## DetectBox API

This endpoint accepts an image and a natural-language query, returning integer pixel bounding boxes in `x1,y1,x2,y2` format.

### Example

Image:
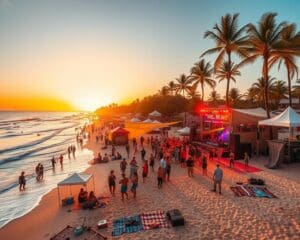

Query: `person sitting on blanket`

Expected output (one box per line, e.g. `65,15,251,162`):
78,188,88,203
85,191,99,209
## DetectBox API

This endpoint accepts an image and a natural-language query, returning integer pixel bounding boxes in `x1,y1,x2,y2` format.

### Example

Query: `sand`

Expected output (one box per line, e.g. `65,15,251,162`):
0,130,299,240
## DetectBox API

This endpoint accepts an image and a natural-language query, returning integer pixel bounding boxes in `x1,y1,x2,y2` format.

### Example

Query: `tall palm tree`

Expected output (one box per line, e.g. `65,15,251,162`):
240,13,287,118
207,89,221,107
271,80,288,107
187,81,201,100
269,23,300,106
165,81,176,96
190,59,216,103
202,13,249,106
215,61,241,105
175,74,193,98
248,76,276,107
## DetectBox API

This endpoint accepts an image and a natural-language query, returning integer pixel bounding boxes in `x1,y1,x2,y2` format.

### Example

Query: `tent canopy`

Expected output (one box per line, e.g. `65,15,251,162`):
178,127,190,135
258,107,300,127
110,126,129,134
233,108,269,118
130,117,141,122
149,110,162,117
152,120,161,123
143,119,153,123
58,173,92,186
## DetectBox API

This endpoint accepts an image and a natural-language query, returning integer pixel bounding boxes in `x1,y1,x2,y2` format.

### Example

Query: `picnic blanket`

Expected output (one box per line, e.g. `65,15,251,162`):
230,185,277,198
141,210,169,230
112,214,143,236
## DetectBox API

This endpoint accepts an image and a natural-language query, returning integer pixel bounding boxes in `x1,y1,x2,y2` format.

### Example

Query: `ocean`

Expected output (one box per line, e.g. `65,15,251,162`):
0,111,94,228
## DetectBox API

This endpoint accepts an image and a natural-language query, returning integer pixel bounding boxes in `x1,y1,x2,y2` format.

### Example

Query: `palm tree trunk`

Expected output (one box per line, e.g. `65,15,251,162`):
263,57,270,118
226,52,232,106
201,83,204,103
287,68,292,107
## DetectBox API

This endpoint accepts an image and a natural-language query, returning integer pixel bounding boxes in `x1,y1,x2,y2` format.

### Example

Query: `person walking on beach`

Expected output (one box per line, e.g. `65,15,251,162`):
186,156,194,177
160,157,167,181
213,164,223,194
157,166,164,189
35,163,41,181
120,158,127,174
19,171,26,191
51,156,56,170
149,153,155,172
129,157,138,178
108,170,116,195
131,172,138,198
72,145,76,159
119,174,129,201
229,151,235,168
142,160,148,183
125,143,130,158
39,164,44,180
59,154,64,168
202,155,207,176
166,156,171,181
141,147,146,161
244,152,250,171
67,146,71,159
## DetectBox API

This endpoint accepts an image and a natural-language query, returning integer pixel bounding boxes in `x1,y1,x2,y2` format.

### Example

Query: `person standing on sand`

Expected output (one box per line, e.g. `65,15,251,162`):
119,174,129,201
131,172,138,198
157,166,164,189
186,156,194,177
141,147,146,161
166,156,171,181
39,164,44,180
129,157,138,178
59,154,64,168
125,143,130,158
51,156,56,170
142,160,149,182
244,152,250,171
120,158,127,174
160,157,166,181
72,145,76,159
19,171,26,191
67,146,71,159
108,170,116,195
202,155,207,176
213,164,223,194
149,153,155,172
35,163,41,181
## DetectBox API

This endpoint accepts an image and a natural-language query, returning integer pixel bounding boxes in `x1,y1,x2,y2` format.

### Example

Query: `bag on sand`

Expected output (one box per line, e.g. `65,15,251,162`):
166,209,185,227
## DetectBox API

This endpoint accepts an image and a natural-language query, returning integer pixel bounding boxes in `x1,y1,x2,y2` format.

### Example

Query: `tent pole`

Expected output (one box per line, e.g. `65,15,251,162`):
93,176,95,193
58,187,60,206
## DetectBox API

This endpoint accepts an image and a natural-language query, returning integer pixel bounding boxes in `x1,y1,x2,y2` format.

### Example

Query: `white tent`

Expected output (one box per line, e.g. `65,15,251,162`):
258,107,300,127
177,127,190,136
152,120,161,123
143,118,153,123
57,173,95,205
233,108,271,118
130,117,141,122
149,110,162,117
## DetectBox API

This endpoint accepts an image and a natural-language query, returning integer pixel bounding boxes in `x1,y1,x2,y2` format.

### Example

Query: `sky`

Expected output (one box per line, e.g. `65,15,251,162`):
0,0,299,111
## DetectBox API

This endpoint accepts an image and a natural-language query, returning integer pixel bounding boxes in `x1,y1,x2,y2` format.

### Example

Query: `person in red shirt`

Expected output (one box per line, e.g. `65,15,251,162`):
142,160,149,183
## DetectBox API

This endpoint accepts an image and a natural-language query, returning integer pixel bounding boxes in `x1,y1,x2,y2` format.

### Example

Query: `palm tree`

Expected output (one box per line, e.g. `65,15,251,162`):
165,81,177,96
207,89,221,107
187,81,201,100
228,88,243,107
175,74,193,98
271,80,288,107
158,86,169,96
248,76,276,107
202,13,249,106
269,23,300,107
240,13,287,118
215,61,241,105
190,59,215,103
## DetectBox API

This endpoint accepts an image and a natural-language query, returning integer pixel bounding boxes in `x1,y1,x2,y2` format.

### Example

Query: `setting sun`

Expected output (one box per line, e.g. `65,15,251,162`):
73,96,113,111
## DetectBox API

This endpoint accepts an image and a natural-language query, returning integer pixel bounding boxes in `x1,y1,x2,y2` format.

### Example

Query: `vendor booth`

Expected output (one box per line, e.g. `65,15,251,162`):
57,173,95,206
259,107,300,167
191,107,271,159
109,127,129,145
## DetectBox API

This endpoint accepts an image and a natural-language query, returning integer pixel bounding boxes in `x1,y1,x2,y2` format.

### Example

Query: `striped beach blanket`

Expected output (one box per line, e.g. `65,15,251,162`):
141,210,169,230
112,214,143,236
230,185,277,198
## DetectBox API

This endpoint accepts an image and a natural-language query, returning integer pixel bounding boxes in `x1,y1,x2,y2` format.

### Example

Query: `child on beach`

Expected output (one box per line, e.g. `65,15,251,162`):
108,170,116,195
19,171,26,191
131,172,138,198
119,174,129,201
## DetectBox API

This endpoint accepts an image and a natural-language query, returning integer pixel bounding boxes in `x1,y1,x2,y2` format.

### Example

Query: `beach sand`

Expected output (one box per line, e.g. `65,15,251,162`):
0,130,299,239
